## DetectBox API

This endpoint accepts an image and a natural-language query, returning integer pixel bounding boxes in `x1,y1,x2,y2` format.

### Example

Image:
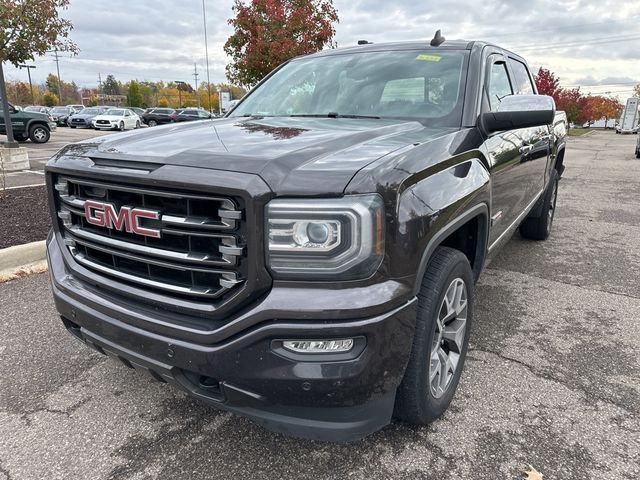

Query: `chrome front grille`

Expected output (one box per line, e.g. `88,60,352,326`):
54,176,246,301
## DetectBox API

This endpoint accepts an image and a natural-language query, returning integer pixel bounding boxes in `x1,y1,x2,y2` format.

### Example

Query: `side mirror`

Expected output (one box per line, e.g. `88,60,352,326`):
480,94,555,135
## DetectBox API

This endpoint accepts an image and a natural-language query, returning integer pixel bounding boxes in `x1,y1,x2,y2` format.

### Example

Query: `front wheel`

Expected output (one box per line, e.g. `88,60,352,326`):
148,119,157,127
119,121,125,131
29,124,50,144
520,169,559,240
394,247,474,424
135,120,140,129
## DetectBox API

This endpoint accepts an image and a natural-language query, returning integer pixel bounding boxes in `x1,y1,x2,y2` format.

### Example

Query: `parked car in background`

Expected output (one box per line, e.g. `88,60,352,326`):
0,102,56,143
49,106,73,126
636,134,640,158
67,104,85,114
141,108,175,127
67,107,108,129
170,108,213,122
24,106,51,114
616,98,639,134
92,108,140,131
129,107,146,117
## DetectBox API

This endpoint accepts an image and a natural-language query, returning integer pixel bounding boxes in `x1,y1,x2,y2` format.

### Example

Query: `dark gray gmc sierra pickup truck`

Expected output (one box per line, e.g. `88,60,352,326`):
45,35,567,442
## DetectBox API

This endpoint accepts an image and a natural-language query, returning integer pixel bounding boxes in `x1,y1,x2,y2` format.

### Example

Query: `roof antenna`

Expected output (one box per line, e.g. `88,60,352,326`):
430,29,445,47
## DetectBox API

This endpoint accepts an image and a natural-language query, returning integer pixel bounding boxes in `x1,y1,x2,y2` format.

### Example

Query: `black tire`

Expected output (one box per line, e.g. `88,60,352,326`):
519,169,559,241
119,121,125,131
636,147,640,159
394,247,474,424
135,120,140,129
70,125,76,129
15,133,29,142
148,119,158,127
28,124,50,144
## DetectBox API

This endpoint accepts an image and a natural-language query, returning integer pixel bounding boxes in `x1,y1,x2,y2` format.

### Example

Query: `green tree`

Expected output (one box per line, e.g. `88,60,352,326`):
126,80,143,107
0,0,77,144
224,0,338,87
102,74,120,95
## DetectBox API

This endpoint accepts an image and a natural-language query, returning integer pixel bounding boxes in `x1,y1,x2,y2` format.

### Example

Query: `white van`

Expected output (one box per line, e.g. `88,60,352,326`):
616,97,639,134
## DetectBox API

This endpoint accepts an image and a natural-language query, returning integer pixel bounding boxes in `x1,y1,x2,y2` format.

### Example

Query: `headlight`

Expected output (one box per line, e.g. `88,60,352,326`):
266,194,384,279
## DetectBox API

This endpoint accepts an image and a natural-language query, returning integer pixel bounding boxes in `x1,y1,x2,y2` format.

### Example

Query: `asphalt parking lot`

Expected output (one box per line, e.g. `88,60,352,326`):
1,127,116,189
1,130,638,479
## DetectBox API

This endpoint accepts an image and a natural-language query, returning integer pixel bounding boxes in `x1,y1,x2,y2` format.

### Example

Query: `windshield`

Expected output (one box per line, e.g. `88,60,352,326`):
105,109,124,116
51,107,70,113
230,49,468,126
80,108,102,115
25,106,43,112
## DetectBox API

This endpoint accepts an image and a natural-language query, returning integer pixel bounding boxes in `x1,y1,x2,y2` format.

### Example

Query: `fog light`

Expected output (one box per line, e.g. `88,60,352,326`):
282,339,354,354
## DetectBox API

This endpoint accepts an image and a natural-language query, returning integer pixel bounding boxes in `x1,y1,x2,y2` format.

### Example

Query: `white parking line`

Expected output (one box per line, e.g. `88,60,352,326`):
3,183,46,190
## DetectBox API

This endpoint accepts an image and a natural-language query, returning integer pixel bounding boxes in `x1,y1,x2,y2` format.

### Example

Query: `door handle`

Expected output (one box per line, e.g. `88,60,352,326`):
519,144,534,154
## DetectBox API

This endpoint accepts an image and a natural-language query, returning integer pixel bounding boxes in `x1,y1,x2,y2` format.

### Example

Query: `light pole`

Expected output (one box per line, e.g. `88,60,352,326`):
202,0,212,113
18,64,36,104
0,61,18,147
217,87,222,116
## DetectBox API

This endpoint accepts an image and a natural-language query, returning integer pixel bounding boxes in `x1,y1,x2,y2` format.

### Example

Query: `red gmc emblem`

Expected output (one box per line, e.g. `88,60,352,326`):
84,200,161,238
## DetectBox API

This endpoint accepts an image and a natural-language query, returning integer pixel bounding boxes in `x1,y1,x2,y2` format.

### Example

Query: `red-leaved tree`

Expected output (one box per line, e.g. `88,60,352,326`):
224,0,339,87
534,67,562,104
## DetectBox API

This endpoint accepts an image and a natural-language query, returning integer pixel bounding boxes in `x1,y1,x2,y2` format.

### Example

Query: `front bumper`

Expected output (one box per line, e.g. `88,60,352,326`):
47,233,418,442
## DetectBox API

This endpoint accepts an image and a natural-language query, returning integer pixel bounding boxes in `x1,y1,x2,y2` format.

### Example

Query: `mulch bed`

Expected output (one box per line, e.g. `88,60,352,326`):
0,186,52,249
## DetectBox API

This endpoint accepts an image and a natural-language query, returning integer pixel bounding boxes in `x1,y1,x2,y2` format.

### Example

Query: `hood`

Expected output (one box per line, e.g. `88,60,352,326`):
71,112,101,120
65,117,457,195
94,114,122,120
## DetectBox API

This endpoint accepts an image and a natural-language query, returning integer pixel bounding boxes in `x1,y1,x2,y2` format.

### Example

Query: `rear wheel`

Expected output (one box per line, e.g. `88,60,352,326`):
520,169,559,240
135,120,140,129
395,247,473,424
29,124,50,144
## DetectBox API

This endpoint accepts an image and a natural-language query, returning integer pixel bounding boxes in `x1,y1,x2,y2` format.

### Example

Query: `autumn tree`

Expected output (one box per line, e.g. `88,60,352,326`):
534,67,562,104
585,95,623,127
224,0,339,87
0,0,77,144
634,84,640,97
43,90,59,107
556,88,593,126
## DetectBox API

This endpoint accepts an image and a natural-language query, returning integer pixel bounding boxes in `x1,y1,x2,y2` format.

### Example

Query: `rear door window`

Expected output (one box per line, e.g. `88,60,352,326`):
508,58,535,95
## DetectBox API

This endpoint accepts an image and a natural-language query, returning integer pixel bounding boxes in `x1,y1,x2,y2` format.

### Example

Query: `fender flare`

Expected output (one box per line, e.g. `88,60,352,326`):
413,202,489,295
25,119,51,133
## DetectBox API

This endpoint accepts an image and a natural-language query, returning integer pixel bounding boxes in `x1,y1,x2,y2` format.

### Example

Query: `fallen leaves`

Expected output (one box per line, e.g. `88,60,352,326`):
523,464,543,480
0,260,48,283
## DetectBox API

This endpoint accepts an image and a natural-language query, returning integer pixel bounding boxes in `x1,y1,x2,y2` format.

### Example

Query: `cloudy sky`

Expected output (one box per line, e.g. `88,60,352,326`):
4,0,640,99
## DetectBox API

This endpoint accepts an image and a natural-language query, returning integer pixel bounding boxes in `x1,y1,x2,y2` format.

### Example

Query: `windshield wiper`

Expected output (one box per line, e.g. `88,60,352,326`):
289,112,381,119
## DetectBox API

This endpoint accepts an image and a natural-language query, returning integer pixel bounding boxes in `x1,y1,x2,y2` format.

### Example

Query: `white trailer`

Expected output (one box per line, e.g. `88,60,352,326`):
616,97,639,134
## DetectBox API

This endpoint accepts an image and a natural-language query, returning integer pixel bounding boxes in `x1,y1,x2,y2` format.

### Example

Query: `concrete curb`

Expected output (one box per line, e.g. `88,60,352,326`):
0,240,47,278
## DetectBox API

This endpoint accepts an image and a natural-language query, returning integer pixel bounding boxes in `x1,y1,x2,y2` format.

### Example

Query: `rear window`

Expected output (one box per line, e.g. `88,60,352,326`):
508,58,534,95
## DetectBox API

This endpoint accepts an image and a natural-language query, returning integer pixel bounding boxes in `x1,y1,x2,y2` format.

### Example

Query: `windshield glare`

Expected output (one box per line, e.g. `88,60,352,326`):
51,107,69,113
105,109,124,116
230,50,467,125
81,108,102,114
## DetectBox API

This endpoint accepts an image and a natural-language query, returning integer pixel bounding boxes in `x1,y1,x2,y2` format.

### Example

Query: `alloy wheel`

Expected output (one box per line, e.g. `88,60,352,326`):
428,278,468,399
33,128,47,142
